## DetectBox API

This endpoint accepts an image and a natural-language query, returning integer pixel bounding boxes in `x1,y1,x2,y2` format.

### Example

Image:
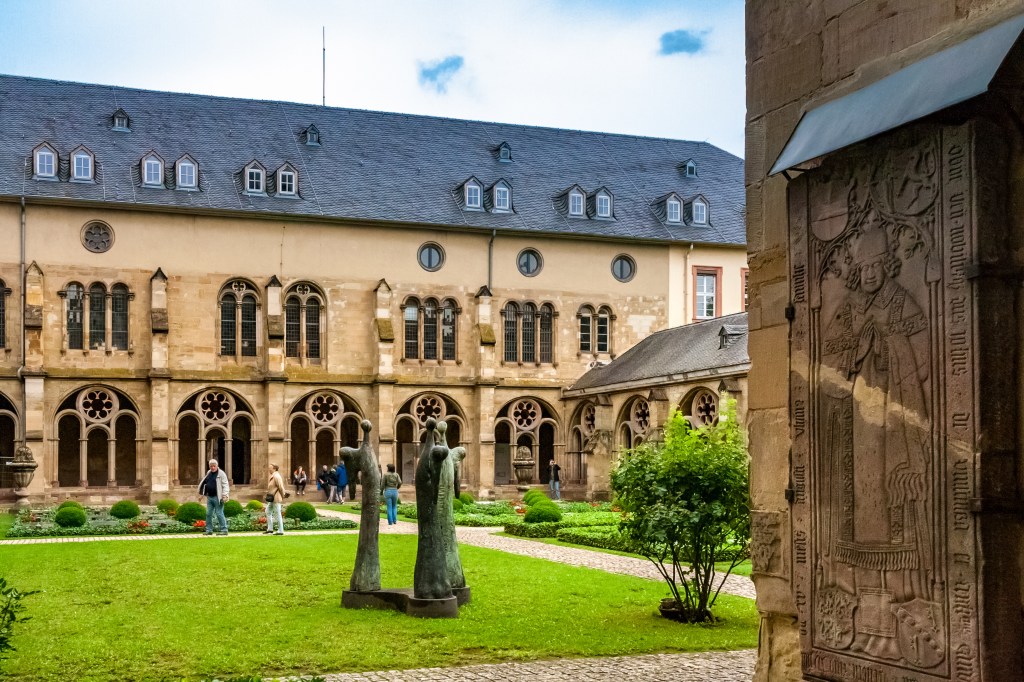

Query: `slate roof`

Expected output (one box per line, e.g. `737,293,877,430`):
567,313,749,392
0,74,745,245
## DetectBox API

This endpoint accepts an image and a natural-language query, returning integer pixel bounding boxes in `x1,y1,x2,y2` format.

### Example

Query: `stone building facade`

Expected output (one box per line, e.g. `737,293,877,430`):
0,75,747,505
747,2,1024,680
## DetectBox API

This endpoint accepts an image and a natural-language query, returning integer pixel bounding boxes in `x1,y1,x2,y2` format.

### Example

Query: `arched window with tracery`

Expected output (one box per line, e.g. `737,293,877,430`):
577,304,612,354
402,297,460,362
111,284,130,350
0,279,10,349
494,397,559,485
175,388,257,486
55,386,140,488
284,282,323,363
89,283,106,350
394,393,465,480
0,392,19,494
503,301,556,365
219,280,260,359
618,396,652,449
288,391,362,478
63,283,85,350
566,401,596,485
682,388,719,428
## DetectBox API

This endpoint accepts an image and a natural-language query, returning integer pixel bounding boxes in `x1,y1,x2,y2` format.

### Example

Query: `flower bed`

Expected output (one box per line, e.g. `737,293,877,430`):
7,505,356,538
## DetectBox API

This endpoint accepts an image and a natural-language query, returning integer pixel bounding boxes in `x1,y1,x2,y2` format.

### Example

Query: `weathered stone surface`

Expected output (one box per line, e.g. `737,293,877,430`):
343,419,382,594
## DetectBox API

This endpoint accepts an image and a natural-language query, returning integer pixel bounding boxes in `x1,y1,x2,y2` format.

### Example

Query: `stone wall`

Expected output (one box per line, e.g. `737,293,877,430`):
746,1,1024,680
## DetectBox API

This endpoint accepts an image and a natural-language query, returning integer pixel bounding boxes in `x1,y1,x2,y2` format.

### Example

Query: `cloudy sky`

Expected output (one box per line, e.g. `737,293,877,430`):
0,0,745,156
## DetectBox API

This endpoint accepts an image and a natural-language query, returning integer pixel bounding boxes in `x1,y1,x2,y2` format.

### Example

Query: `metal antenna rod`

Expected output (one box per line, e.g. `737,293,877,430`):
322,26,326,106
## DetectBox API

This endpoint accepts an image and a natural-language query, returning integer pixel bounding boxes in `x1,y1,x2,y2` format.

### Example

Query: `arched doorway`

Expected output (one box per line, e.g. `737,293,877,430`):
287,391,362,488
494,397,559,485
565,402,596,484
0,392,19,495
54,386,140,488
394,393,465,481
175,388,256,485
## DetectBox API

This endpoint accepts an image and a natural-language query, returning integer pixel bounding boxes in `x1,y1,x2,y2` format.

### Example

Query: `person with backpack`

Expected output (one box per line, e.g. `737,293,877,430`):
197,458,230,535
335,460,349,503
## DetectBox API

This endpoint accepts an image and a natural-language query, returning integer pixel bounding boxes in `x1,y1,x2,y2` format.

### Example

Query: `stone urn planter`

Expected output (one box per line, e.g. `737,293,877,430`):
512,446,535,487
6,445,38,508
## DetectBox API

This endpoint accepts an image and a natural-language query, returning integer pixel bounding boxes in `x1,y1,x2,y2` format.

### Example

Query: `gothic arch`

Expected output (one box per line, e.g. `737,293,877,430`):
679,386,719,428
394,392,465,480
287,390,362,478
53,385,140,488
174,387,257,486
617,395,652,449
0,392,20,494
494,396,560,485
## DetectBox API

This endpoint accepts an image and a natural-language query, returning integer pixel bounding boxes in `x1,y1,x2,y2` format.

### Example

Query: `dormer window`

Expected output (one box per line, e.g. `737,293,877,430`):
33,144,57,179
277,164,298,196
142,153,164,186
495,186,509,210
176,155,198,189
112,109,130,131
684,160,697,177
692,199,707,224
498,142,512,162
489,180,512,212
304,125,321,146
71,146,94,182
569,191,584,216
465,181,482,209
244,162,266,194
667,198,681,223
596,192,612,218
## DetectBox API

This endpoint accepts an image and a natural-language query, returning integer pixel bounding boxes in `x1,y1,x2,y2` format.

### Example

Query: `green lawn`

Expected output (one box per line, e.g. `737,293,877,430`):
0,510,14,538
496,533,753,577
0,534,757,681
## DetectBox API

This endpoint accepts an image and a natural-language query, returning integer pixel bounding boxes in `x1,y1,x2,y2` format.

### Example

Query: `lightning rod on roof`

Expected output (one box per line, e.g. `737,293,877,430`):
322,26,326,106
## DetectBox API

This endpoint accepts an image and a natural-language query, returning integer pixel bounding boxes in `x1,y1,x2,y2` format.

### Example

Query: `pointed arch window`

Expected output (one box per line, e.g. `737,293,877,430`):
404,298,420,359
176,155,198,189
142,153,164,187
441,300,457,361
503,301,556,365
503,302,519,363
539,304,554,363
71,146,95,181
89,284,106,349
522,303,537,363
403,297,460,362
33,143,57,179
219,280,260,359
111,284,129,350
284,283,323,362
423,300,438,360
64,283,85,350
578,305,594,353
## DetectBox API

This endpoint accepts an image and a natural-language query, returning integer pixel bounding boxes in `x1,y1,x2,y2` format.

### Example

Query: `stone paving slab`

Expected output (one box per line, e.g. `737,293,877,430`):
281,651,756,681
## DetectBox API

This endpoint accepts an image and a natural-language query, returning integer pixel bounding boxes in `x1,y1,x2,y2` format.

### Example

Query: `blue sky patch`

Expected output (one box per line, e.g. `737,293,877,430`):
418,55,465,93
659,29,706,56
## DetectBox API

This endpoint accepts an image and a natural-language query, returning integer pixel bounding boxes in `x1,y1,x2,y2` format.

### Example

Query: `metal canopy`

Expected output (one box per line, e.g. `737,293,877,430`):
770,13,1024,176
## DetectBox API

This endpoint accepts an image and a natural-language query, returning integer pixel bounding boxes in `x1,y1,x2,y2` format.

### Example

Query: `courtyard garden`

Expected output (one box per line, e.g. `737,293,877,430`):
0,533,758,681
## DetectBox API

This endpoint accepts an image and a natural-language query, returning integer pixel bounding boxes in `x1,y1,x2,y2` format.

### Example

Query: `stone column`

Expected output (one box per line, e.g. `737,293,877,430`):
106,438,116,486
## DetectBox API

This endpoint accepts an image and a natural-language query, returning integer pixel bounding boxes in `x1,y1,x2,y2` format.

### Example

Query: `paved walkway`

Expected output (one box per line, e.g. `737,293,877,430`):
283,651,756,681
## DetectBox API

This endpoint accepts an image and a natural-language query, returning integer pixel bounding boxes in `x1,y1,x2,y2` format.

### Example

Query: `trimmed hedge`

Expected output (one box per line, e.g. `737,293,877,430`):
246,500,264,512
462,501,516,516
558,512,621,527
110,500,141,519
524,503,562,523
522,490,549,506
174,502,206,526
57,500,84,512
458,492,474,505
283,501,317,522
452,498,464,512
556,526,631,552
453,513,522,527
156,499,179,515
223,500,244,517
504,521,561,538
54,507,87,528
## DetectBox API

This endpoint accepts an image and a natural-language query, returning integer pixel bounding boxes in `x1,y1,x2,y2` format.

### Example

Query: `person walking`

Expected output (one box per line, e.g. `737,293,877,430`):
326,463,340,504
381,463,402,525
548,459,562,501
198,458,230,535
335,460,349,503
264,463,287,535
293,466,307,496
317,465,330,502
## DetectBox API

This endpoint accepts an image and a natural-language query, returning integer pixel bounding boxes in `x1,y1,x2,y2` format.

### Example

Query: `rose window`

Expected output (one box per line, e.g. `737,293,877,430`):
413,394,445,424
512,400,540,430
199,391,234,423
78,388,118,423
631,399,651,434
309,392,341,425
693,390,718,426
82,222,114,253
582,404,596,436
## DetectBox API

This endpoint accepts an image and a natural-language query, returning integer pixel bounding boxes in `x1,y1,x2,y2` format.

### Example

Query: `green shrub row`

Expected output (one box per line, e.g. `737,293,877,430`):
558,512,621,527
8,512,356,538
503,521,561,538
522,489,549,506
555,525,631,552
397,503,418,519
452,513,522,527
462,501,516,516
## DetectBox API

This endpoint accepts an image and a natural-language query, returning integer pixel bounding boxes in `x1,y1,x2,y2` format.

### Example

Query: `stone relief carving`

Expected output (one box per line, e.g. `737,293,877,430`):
750,510,785,577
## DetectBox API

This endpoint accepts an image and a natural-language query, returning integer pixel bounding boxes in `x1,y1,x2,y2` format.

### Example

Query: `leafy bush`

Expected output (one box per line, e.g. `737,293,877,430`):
611,394,749,623
109,500,141,519
174,502,206,526
524,501,562,523
53,507,87,528
452,498,464,512
284,501,317,522
245,500,264,512
0,577,39,661
458,492,474,505
56,501,83,512
558,501,599,513
453,513,522,527
558,512,621,527
156,499,179,515
398,503,418,519
556,526,631,552
504,521,560,538
223,500,244,517
522,490,548,506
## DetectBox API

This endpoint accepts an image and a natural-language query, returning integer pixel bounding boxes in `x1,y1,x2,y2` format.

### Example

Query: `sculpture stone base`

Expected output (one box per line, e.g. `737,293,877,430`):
342,587,469,618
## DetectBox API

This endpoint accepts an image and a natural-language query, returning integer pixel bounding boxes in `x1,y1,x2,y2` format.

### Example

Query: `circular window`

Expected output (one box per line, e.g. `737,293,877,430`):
517,249,543,277
611,254,636,282
82,221,114,253
417,243,445,272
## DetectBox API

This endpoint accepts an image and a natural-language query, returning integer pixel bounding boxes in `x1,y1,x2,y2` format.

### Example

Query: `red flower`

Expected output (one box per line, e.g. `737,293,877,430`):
193,520,206,528
258,516,267,525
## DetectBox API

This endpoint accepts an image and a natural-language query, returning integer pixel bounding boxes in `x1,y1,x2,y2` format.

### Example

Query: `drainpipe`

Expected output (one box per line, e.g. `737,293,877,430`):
19,197,27,446
487,230,496,290
683,242,694,324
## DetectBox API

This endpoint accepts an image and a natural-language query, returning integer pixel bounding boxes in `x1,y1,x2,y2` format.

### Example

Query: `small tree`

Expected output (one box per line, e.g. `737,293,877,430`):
611,393,749,623
0,577,38,662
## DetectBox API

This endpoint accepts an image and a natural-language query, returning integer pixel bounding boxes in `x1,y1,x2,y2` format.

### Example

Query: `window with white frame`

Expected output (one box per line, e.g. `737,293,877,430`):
278,169,296,195
667,198,681,223
685,160,697,177
596,193,611,218
246,166,264,193
143,156,163,186
494,185,510,211
693,200,707,224
34,146,56,178
113,112,129,130
465,183,481,209
73,151,93,181
569,191,584,216
177,160,197,188
696,271,717,319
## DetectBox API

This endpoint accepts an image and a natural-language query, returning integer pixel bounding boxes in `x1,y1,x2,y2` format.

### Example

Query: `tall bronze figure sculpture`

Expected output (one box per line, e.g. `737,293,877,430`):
442,445,468,599
342,420,381,593
413,418,453,600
